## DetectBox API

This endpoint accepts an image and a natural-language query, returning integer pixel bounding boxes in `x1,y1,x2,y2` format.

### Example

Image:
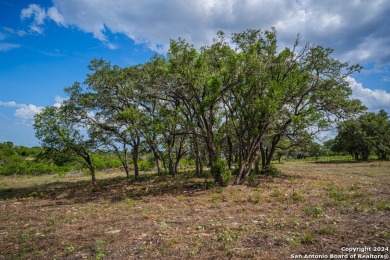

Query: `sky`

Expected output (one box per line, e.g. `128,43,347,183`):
1,0,390,146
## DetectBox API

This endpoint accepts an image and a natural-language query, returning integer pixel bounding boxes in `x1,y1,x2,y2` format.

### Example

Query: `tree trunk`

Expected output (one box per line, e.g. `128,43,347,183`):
234,157,257,184
265,135,280,168
260,143,266,173
122,162,130,179
205,133,216,167
132,144,139,179
227,134,233,169
90,165,97,186
193,136,203,177
255,156,260,175
81,152,97,186
152,149,161,175
85,154,97,186
175,160,180,176
169,156,175,177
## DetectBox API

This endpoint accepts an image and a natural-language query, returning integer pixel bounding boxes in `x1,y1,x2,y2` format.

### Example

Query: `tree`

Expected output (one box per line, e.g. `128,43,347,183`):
361,110,390,160
221,29,364,183
34,106,98,185
33,28,366,186
69,60,144,179
333,110,390,160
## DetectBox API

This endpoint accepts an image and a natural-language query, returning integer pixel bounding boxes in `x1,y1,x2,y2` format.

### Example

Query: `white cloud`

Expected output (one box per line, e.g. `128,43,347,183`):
53,95,67,108
16,0,390,66
0,43,20,51
47,6,65,25
14,104,44,120
18,0,387,64
2,27,27,37
0,100,44,121
0,98,70,122
348,77,390,112
0,101,18,107
20,4,46,34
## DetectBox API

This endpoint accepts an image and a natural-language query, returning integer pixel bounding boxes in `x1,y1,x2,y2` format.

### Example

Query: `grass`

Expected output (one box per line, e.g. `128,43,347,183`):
0,160,389,259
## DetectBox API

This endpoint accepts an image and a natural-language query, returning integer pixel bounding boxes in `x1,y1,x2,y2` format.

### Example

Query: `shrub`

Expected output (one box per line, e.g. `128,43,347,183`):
211,158,231,186
291,191,304,203
304,206,324,218
300,232,314,244
262,165,280,175
138,160,152,171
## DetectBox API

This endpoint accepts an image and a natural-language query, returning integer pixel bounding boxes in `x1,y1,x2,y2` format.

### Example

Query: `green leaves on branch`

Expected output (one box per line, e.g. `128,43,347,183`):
33,28,367,185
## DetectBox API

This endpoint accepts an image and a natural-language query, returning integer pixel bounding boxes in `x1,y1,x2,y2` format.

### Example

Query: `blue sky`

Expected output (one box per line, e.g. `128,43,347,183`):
1,0,390,146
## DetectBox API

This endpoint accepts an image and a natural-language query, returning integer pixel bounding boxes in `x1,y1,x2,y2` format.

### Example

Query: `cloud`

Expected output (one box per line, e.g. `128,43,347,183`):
47,6,65,25
53,95,67,108
2,27,26,37
0,100,43,121
14,104,44,120
0,101,17,107
20,4,46,34
348,77,390,112
0,28,22,51
20,4,64,34
19,0,390,63
0,43,21,51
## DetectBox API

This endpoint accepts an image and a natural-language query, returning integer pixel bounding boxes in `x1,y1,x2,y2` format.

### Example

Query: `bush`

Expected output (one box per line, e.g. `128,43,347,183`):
0,160,60,175
138,160,153,171
92,155,107,171
262,165,280,175
211,158,231,186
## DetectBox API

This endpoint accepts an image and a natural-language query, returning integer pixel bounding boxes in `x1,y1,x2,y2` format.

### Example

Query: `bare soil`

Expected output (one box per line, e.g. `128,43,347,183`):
0,161,389,259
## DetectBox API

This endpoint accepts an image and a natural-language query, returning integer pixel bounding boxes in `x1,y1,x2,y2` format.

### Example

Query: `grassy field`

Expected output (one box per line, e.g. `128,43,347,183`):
0,160,389,259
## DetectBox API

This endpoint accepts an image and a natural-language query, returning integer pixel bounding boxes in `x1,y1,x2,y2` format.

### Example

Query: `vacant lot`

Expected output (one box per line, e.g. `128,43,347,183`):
0,161,389,259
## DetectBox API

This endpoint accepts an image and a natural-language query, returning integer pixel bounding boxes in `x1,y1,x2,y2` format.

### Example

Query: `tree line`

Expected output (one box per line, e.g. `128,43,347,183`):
0,141,125,176
33,28,365,186
327,110,390,161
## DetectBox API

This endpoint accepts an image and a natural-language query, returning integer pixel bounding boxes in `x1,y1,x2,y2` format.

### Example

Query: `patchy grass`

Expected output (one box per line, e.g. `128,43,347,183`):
0,161,389,259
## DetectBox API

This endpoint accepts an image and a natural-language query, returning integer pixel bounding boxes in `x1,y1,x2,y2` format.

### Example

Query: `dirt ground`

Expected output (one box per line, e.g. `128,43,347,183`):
0,160,389,259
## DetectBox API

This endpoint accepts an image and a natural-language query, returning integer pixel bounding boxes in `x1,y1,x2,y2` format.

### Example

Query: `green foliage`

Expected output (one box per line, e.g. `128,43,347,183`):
333,110,390,161
92,153,122,171
125,198,136,207
138,160,153,171
247,172,256,186
66,246,74,254
262,165,280,176
248,190,262,204
0,141,125,176
211,158,231,186
0,142,65,175
374,201,390,211
327,186,348,202
94,240,107,259
300,232,314,244
304,206,324,218
291,191,304,203
218,228,238,249
30,28,370,185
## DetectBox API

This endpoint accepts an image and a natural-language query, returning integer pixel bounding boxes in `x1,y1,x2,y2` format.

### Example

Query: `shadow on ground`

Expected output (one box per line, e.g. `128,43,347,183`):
0,172,214,204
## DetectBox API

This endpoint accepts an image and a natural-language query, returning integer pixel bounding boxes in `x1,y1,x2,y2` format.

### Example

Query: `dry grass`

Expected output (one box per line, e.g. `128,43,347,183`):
0,160,389,259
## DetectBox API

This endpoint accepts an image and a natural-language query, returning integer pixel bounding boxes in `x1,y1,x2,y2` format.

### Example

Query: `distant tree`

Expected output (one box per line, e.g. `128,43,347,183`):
361,110,390,160
334,119,371,160
34,106,98,185
333,110,390,160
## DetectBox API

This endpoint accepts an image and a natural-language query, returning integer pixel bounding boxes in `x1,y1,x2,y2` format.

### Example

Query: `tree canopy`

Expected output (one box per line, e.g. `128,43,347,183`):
332,110,390,161
34,28,365,185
